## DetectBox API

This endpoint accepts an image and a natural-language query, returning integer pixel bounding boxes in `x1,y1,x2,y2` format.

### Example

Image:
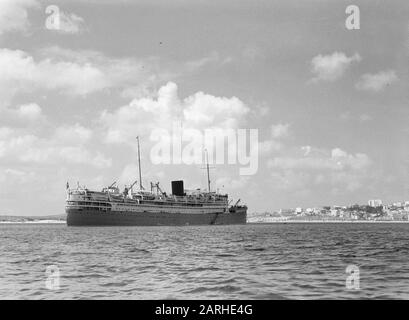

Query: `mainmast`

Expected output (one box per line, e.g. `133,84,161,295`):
136,136,143,190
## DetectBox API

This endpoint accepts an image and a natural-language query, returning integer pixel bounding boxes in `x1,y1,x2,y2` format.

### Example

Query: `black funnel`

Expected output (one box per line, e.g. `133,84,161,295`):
171,180,184,196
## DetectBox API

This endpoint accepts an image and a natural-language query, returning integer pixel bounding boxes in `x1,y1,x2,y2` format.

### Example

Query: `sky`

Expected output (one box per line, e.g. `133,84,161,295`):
0,0,408,215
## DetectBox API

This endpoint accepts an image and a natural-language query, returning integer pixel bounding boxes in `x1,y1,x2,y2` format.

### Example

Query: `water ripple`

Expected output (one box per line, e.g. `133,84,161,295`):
1,223,409,299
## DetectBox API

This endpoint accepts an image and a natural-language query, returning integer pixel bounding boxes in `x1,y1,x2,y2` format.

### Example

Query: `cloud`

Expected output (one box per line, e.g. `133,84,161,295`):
258,140,282,155
310,52,361,82
267,146,371,192
0,48,109,97
269,170,313,192
242,45,264,61
0,103,47,128
101,81,250,144
0,46,171,106
0,125,111,168
37,46,174,97
54,124,93,144
355,70,398,92
340,112,372,123
183,91,249,129
269,147,370,171
0,168,36,189
271,123,289,138
257,123,290,156
57,11,86,34
185,51,232,71
15,103,42,120
0,0,37,36
118,163,165,186
359,114,372,122
0,46,237,104
56,147,111,168
301,145,311,156
215,176,250,190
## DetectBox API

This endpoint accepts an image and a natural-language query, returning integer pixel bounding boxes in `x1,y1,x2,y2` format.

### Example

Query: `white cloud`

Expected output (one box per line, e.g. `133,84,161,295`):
301,145,311,156
215,176,250,190
0,127,14,139
331,147,347,158
310,52,361,82
0,46,236,109
118,164,140,186
340,112,372,123
330,171,365,193
0,103,44,125
0,48,109,96
118,163,165,187
0,125,111,168
267,146,371,192
257,123,290,157
355,70,398,92
38,46,175,87
269,147,370,171
101,81,250,144
0,0,37,36
183,91,249,129
57,147,111,168
185,51,232,71
54,124,93,144
0,168,36,186
242,45,264,61
16,103,42,120
271,123,289,138
269,170,312,192
258,140,282,155
57,11,86,34
359,114,372,122
0,47,170,104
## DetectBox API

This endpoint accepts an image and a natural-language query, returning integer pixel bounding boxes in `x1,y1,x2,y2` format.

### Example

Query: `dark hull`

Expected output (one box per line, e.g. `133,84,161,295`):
66,208,247,226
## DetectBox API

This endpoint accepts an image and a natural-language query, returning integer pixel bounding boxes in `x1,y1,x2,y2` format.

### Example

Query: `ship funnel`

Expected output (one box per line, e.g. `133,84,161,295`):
171,180,184,196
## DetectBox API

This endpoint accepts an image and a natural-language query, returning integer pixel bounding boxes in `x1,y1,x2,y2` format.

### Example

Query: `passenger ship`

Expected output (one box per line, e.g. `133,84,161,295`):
65,138,247,226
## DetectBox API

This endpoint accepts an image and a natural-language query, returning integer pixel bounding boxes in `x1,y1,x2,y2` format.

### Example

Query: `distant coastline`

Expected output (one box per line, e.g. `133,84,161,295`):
0,220,65,224
247,219,409,224
247,214,409,224
0,214,66,224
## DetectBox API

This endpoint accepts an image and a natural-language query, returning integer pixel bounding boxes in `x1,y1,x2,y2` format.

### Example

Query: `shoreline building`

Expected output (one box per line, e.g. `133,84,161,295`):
368,199,383,207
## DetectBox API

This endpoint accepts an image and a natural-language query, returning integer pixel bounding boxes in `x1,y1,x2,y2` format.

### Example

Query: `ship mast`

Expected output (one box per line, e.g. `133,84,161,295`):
136,136,143,190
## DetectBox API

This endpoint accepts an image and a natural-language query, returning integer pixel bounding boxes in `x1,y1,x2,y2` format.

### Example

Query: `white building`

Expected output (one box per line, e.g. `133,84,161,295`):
368,199,383,207
330,209,338,217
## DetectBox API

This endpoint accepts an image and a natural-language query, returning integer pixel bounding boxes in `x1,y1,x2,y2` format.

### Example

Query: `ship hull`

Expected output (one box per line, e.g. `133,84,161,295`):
66,208,247,226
